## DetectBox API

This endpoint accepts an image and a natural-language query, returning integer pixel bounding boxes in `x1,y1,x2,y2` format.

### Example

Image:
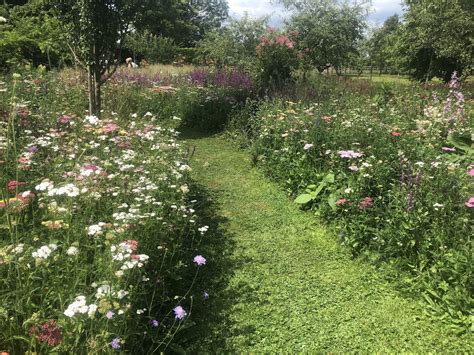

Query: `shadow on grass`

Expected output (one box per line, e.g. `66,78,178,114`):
176,181,255,353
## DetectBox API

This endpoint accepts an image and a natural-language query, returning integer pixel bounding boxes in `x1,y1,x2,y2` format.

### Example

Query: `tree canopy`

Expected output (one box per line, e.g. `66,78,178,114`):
397,0,473,81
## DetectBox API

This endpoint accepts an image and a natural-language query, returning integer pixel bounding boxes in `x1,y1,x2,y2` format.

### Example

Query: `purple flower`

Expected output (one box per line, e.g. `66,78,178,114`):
151,319,159,327
28,145,39,153
174,306,187,319
106,310,115,319
193,255,206,266
415,171,422,190
110,337,121,350
203,292,209,300
408,191,413,211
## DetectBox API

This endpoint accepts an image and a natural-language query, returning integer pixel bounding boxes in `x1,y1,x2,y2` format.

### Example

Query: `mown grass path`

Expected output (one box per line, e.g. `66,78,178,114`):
182,133,473,352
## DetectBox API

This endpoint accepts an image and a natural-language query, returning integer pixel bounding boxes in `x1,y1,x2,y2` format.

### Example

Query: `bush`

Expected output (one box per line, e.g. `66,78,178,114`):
255,29,299,87
126,31,177,64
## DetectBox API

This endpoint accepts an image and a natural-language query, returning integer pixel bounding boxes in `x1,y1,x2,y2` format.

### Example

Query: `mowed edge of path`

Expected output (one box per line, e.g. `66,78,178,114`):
181,133,473,353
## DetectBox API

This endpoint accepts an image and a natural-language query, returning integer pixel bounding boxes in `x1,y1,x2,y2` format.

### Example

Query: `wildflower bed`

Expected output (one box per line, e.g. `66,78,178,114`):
240,74,473,329
0,77,209,352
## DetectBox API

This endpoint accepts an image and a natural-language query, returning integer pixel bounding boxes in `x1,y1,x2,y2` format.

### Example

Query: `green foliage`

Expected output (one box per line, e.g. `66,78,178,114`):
133,0,229,46
397,0,474,82
182,133,474,352
0,3,67,71
367,15,402,73
284,0,368,73
196,14,268,69
176,48,198,64
126,31,177,64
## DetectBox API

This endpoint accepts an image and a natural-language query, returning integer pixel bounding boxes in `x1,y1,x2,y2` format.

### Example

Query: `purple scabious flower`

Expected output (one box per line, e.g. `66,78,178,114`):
193,255,206,266
151,319,159,328
110,337,121,350
28,145,39,153
174,306,187,320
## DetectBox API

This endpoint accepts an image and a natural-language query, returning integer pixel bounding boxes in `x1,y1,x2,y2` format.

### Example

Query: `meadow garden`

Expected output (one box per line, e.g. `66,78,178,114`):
0,0,473,353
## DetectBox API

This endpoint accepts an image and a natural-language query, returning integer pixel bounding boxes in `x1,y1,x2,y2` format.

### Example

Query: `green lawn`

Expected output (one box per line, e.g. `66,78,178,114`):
180,133,474,352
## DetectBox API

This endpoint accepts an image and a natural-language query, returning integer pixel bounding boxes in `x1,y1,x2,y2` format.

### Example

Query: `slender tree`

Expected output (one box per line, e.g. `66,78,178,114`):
35,0,138,115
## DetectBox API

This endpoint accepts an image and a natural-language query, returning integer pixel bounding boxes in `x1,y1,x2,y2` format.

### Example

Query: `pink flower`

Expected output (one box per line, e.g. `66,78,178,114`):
442,147,456,152
465,197,474,208
103,122,119,133
359,197,373,210
7,180,26,192
193,255,206,266
391,131,401,137
338,150,363,159
58,115,72,124
468,169,474,177
336,198,347,206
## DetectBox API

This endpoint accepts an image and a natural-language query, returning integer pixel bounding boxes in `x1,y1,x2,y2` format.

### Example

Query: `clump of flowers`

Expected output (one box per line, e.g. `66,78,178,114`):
29,320,62,346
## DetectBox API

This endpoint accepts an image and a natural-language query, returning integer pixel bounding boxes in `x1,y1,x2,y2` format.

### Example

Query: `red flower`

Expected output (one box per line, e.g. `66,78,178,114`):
7,180,26,192
336,198,347,206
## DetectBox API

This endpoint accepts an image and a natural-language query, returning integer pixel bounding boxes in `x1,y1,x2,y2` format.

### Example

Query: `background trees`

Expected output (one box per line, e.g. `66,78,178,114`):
396,0,473,82
196,14,269,68
133,0,229,47
280,0,368,74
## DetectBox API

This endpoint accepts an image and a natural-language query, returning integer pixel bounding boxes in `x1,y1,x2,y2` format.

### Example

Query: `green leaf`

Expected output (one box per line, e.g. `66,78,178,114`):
324,173,335,183
294,193,313,204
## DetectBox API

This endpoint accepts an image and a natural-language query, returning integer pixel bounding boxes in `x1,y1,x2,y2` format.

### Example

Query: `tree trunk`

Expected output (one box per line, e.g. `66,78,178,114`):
87,66,96,116
94,68,102,115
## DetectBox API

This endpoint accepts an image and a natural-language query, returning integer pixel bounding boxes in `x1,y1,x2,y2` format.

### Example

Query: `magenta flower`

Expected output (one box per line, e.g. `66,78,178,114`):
465,197,474,208
174,306,187,319
193,255,206,266
468,169,474,177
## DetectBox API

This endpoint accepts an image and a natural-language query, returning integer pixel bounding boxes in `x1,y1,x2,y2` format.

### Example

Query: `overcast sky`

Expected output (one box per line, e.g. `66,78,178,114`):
227,0,404,27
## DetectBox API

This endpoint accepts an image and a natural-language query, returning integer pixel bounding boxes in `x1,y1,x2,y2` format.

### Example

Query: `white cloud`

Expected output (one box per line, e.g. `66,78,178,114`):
227,0,404,27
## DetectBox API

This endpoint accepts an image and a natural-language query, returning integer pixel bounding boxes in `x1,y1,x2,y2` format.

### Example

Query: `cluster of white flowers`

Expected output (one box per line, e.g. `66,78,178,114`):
32,244,58,259
64,295,97,318
88,223,106,236
84,115,101,126
198,225,209,235
111,242,149,272
66,246,79,256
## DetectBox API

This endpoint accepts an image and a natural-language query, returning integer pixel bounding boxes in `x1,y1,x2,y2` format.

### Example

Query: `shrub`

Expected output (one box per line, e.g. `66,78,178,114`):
255,28,299,87
126,31,177,64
